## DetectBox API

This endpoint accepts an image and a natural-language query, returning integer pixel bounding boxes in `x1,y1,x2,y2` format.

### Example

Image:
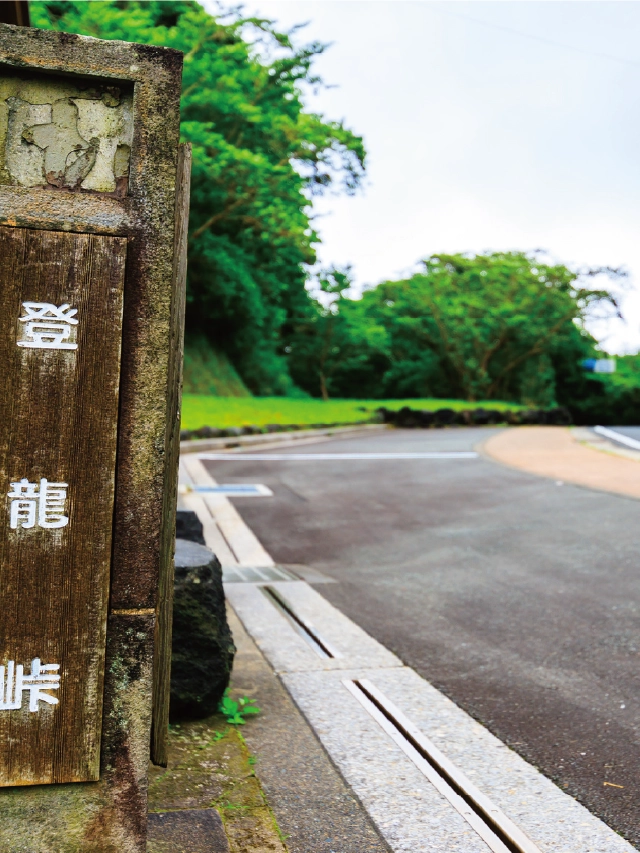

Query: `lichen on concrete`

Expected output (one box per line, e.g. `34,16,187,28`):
148,718,288,853
0,71,133,193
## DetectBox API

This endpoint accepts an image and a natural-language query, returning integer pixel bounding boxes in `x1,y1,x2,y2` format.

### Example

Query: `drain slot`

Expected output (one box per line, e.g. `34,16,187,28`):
344,679,542,853
223,565,299,583
262,586,340,659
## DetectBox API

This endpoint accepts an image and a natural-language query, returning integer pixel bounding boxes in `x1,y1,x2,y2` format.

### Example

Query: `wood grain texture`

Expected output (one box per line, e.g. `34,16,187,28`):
151,143,192,767
0,226,126,785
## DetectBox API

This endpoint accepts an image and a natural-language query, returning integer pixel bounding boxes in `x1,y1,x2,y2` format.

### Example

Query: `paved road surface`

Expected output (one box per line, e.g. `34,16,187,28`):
205,428,640,847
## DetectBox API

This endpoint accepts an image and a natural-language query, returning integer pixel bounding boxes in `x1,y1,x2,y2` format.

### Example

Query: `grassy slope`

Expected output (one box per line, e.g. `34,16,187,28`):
183,336,251,397
181,395,522,429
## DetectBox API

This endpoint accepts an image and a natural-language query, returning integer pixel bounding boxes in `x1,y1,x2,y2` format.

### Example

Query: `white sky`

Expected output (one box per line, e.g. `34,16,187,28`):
205,0,640,354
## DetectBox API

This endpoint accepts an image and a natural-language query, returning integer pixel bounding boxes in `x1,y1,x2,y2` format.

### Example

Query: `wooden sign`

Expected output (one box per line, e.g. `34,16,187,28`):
0,23,189,853
0,227,126,784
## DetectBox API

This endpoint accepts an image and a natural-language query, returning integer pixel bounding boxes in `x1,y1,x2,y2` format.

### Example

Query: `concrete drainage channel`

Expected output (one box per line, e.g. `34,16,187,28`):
345,680,538,853
262,585,341,660
180,451,636,853
260,585,537,853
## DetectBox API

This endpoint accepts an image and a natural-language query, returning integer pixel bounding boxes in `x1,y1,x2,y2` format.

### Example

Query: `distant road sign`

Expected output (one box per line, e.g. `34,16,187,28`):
582,358,616,373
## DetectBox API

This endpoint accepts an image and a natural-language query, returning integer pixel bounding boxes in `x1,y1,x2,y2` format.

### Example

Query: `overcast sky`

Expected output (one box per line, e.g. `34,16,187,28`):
204,1,640,354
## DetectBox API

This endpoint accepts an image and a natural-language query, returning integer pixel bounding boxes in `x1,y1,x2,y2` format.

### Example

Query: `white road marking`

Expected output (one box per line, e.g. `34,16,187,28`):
190,484,273,496
198,451,479,461
594,424,640,451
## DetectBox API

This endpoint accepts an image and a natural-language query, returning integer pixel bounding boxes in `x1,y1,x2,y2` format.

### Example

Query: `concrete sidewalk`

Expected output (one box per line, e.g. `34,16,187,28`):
179,446,637,853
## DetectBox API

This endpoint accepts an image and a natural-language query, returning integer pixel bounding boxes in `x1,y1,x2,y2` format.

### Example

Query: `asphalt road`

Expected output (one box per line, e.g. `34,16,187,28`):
205,428,640,848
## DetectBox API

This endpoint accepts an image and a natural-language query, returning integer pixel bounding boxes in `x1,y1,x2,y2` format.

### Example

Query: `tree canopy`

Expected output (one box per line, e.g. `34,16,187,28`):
289,252,625,408
31,0,366,393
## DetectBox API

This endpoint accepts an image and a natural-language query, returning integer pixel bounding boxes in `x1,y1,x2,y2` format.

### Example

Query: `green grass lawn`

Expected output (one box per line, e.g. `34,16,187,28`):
181,395,523,430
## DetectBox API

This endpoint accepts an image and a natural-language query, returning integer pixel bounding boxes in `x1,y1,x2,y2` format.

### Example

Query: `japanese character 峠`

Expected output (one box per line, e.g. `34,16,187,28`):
0,659,60,712
17,302,78,350
8,478,69,529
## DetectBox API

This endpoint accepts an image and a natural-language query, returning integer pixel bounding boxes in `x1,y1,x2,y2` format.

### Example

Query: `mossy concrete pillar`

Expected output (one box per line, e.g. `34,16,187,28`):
0,22,190,852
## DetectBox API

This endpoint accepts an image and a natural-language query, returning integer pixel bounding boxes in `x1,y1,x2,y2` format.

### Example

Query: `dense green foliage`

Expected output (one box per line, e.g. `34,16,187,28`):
287,267,388,400
289,252,627,416
32,0,365,394
567,354,640,424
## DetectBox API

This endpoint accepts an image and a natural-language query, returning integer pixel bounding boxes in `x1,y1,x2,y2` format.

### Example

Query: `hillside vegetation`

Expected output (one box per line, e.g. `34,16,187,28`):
33,0,365,395
183,336,250,397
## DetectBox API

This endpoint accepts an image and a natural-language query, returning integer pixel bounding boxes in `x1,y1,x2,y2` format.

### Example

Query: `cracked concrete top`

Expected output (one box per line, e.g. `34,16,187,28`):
0,71,133,195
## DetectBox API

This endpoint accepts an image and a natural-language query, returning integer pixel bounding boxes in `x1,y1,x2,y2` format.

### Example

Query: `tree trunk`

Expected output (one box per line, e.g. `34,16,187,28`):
319,372,329,401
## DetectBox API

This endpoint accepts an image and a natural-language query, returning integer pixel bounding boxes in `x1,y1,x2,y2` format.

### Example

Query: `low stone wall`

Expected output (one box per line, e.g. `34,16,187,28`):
377,405,572,428
180,420,372,441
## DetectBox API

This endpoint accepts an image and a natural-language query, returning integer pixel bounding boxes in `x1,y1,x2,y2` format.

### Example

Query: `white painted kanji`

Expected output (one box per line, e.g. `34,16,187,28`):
8,478,69,529
17,302,78,350
0,658,60,712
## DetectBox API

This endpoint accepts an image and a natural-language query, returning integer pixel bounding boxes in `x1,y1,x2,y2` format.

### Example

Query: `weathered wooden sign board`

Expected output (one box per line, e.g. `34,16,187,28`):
0,227,126,785
0,22,189,852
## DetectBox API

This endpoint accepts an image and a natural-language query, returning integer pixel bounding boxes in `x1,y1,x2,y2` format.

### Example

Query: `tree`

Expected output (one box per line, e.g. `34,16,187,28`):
31,1,366,394
316,251,624,405
287,267,389,399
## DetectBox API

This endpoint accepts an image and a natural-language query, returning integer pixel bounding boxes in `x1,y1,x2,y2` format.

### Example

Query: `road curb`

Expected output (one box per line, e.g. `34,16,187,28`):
180,423,388,454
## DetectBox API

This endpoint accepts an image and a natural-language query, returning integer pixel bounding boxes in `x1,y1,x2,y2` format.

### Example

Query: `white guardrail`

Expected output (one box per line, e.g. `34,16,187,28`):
594,425,640,451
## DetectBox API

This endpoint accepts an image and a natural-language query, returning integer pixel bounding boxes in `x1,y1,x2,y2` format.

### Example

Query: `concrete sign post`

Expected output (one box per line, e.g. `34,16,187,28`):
0,22,189,851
